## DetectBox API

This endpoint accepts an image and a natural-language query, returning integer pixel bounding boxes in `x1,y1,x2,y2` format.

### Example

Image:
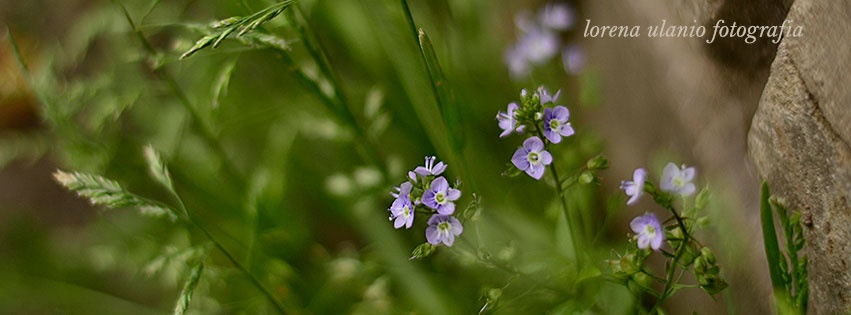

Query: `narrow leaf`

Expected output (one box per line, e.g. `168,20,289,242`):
211,59,238,109
417,28,465,152
760,181,788,300
174,261,205,315
144,144,175,192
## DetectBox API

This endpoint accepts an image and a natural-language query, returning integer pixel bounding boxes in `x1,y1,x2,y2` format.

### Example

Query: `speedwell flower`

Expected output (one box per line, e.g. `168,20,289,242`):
425,214,463,246
391,181,412,199
389,196,415,229
542,106,574,144
660,162,696,196
497,102,526,138
562,44,586,74
620,168,646,206
537,86,561,105
512,136,553,180
422,176,461,215
539,3,575,31
631,213,664,251
414,156,447,177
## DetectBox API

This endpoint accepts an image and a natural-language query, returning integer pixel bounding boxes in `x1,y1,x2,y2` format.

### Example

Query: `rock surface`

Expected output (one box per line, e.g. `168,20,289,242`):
748,0,851,313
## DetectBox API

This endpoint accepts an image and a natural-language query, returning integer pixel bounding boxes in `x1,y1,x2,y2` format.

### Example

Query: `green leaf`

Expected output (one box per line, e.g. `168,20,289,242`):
211,58,238,109
760,181,789,301
417,28,465,153
174,261,205,315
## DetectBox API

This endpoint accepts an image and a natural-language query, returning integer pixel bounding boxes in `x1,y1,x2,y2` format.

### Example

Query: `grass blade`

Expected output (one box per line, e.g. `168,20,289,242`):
144,144,175,192
760,181,787,300
53,170,179,220
174,261,204,315
417,28,465,153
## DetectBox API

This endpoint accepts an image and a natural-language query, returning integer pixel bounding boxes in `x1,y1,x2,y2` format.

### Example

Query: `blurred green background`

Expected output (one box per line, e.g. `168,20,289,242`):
0,0,768,313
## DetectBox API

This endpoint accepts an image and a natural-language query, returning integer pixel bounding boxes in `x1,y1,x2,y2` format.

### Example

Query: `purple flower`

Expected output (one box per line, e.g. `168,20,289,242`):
505,26,560,79
660,162,696,196
519,26,560,64
389,195,415,229
414,156,447,177
537,86,561,105
631,213,664,251
505,45,531,79
620,168,647,206
511,136,553,180
539,3,575,31
496,102,526,138
562,44,586,75
542,106,574,144
391,182,412,199
422,176,461,215
425,214,463,246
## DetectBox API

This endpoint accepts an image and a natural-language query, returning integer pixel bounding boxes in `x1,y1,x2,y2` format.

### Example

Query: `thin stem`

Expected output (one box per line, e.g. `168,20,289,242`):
114,3,286,312
170,189,290,314
457,239,570,296
114,0,244,188
290,5,385,175
530,125,584,264
650,205,690,313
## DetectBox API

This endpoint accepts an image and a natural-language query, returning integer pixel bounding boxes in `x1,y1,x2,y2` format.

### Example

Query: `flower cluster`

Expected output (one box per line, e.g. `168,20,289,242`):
388,156,463,247
619,162,696,250
505,3,586,79
497,87,574,180
612,162,727,302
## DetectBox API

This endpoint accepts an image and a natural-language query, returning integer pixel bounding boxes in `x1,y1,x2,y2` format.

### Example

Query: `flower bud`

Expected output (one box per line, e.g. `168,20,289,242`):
409,243,436,260
579,170,595,184
680,244,699,267
701,247,716,265
620,254,639,274
632,272,653,288
586,155,609,170
694,257,707,274
696,216,710,229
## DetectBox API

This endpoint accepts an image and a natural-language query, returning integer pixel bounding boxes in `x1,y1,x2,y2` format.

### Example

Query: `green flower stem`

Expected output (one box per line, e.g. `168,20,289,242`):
650,205,690,313
529,125,585,265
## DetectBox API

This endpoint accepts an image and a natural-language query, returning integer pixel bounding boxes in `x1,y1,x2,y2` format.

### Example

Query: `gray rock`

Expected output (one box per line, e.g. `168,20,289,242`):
748,0,851,313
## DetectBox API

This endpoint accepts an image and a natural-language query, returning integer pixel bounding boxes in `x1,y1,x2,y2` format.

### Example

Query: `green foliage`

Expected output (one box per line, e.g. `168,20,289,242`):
174,261,205,315
610,175,727,313
180,1,295,59
2,0,752,314
53,170,178,221
760,181,808,314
